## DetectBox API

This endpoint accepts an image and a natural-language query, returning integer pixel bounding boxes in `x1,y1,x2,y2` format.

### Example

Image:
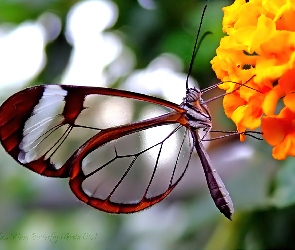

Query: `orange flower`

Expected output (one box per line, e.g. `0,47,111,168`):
211,0,295,160
262,107,295,160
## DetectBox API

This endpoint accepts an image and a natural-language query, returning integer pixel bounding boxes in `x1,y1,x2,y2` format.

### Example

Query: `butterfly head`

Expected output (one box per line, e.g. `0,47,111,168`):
181,87,212,131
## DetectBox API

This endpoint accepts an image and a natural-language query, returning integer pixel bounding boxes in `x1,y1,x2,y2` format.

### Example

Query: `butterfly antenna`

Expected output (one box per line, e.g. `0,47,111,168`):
185,0,211,91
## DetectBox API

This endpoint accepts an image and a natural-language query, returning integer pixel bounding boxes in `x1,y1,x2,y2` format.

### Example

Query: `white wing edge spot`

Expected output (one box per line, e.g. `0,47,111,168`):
18,85,67,164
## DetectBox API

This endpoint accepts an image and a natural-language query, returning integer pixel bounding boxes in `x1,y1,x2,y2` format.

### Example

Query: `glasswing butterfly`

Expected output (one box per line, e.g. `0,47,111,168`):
0,3,250,220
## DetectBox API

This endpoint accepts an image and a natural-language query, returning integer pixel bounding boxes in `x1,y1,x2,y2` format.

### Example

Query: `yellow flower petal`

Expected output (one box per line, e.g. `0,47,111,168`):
212,0,295,159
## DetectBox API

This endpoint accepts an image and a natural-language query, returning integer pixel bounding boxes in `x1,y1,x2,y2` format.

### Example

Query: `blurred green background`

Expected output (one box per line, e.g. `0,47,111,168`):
1,0,295,249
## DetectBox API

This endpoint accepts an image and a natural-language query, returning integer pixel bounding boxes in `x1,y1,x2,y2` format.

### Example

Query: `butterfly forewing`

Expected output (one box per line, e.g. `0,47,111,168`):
0,85,182,177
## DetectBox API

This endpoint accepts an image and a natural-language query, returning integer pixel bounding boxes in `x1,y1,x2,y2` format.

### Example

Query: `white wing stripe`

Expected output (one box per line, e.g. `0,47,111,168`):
18,85,67,163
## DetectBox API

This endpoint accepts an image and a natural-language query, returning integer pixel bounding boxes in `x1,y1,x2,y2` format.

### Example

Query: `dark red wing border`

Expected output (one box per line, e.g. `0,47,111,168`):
60,85,184,123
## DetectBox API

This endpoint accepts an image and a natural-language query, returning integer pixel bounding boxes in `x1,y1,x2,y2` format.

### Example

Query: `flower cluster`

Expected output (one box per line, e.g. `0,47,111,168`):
211,0,295,160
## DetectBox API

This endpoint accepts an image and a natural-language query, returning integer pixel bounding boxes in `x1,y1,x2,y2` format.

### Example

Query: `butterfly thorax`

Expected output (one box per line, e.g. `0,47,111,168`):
180,87,212,131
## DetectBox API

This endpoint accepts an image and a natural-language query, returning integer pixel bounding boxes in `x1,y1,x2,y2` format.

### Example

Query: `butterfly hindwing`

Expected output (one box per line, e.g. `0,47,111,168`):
68,122,193,213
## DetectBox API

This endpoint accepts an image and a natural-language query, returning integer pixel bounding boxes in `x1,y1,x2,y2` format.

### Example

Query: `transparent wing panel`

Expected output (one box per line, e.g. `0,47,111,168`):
80,124,193,205
75,94,174,129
